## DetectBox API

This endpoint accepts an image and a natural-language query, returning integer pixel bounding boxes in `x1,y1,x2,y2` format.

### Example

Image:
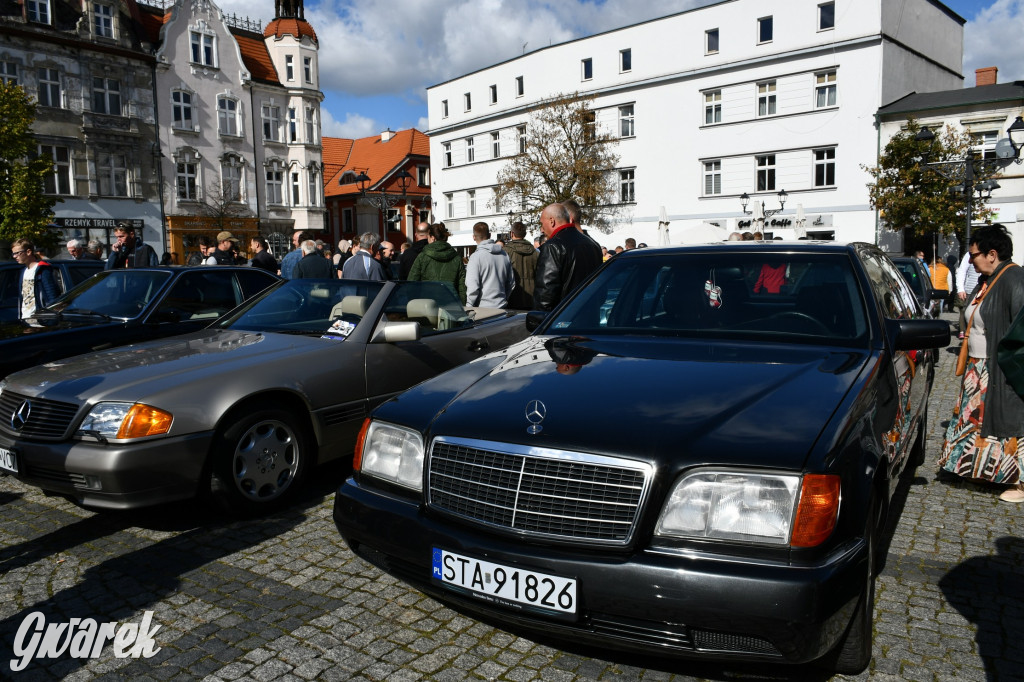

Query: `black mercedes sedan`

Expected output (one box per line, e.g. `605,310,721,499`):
333,242,950,674
0,266,278,378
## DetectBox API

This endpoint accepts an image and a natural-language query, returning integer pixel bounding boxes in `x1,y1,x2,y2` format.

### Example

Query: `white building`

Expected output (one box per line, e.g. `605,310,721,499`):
426,0,965,247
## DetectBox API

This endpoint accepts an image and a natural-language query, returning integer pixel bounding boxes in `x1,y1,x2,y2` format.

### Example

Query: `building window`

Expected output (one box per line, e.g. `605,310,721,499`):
443,142,452,168
756,154,776,191
342,208,353,232
26,0,48,23
620,170,635,203
39,144,71,195
303,56,313,83
466,137,474,163
515,75,524,97
173,90,194,130
581,58,593,81
583,110,596,142
308,168,319,206
489,84,497,105
265,161,284,204
441,99,448,118
518,125,526,154
291,171,301,205
97,151,127,197
92,77,120,115
467,190,476,216
971,131,998,160
757,81,777,117
417,165,429,186
620,48,631,72
218,97,238,136
0,61,17,85
706,28,719,54
93,3,113,38
285,55,294,81
491,131,500,158
445,193,453,219
464,92,471,111
814,148,836,186
190,32,215,66
262,104,281,142
619,105,635,137
176,152,198,200
305,105,316,143
37,68,60,108
703,160,721,195
221,155,243,202
815,71,837,108
704,91,721,124
288,107,298,143
819,2,835,30
758,16,773,43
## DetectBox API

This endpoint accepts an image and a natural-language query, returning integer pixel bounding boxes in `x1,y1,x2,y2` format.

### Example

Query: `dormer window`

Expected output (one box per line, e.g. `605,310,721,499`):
190,31,216,67
27,0,49,24
93,3,113,38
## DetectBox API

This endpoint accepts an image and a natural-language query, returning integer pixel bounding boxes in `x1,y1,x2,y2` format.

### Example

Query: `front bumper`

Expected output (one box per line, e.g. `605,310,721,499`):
334,476,868,666
1,431,215,509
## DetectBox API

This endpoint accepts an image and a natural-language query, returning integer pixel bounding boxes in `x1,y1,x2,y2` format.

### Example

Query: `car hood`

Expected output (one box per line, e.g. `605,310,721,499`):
387,336,870,471
6,329,328,402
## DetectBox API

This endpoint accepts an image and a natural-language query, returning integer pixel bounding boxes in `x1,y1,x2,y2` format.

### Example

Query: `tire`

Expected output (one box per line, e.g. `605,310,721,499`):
827,501,877,675
209,406,308,515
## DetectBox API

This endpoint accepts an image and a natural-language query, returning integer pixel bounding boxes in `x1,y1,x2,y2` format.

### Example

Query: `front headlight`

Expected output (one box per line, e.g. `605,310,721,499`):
77,402,173,440
357,420,424,491
656,471,806,545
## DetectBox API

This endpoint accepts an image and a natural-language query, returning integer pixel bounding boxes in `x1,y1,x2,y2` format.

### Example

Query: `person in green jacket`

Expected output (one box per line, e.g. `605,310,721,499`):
408,223,467,304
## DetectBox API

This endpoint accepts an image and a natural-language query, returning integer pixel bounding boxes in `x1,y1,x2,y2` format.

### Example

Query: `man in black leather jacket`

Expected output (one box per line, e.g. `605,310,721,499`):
533,203,602,311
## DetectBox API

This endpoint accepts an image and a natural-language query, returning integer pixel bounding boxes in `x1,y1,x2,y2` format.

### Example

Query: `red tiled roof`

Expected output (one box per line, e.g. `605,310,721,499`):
264,18,318,44
136,3,168,45
235,32,279,83
324,129,430,199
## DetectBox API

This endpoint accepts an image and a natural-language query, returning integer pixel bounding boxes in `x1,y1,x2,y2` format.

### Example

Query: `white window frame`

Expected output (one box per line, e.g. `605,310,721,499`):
758,16,773,44
815,70,837,109
619,169,635,203
620,48,631,73
218,96,239,136
176,151,199,201
441,99,448,118
464,92,471,112
221,155,243,202
285,55,294,81
491,131,500,158
443,142,452,168
288,107,298,143
265,160,284,205
705,28,719,55
757,81,777,117
303,57,313,83
37,68,61,108
291,171,301,205
39,144,71,195
581,57,593,81
445,192,454,219
619,105,635,138
92,77,120,115
813,147,836,187
417,165,429,186
190,31,216,67
466,137,474,163
0,61,17,85
515,76,524,97
27,0,49,23
262,104,281,142
703,160,721,196
467,189,476,216
518,125,526,154
305,105,316,144
756,154,776,191
97,151,128,197
308,167,319,207
93,2,113,38
971,131,999,160
818,2,835,31
704,90,722,124
173,90,194,131
489,84,497,105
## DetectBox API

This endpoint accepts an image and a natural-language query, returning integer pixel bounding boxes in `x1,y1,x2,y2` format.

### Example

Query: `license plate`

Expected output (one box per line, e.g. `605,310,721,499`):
432,548,577,614
0,447,17,474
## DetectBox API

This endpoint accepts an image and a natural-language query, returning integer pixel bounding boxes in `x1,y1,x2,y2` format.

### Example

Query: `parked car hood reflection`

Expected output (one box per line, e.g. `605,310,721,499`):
0,316,120,340
418,337,870,471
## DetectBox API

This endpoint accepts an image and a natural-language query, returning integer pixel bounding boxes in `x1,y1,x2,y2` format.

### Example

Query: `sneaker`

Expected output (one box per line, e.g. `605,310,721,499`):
999,484,1024,503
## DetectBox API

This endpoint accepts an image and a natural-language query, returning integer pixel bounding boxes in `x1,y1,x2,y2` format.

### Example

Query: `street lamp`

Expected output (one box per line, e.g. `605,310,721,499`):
739,189,787,229
915,120,1019,245
345,169,414,240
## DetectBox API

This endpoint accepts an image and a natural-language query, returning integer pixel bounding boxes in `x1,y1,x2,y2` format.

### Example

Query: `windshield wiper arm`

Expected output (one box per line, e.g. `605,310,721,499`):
62,308,113,320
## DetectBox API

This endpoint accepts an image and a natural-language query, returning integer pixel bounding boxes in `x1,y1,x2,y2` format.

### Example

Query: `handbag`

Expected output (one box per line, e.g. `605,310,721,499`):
957,263,1017,376
998,305,1024,397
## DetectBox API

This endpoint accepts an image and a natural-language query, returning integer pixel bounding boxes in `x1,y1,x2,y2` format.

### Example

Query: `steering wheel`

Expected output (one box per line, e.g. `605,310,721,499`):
767,311,831,335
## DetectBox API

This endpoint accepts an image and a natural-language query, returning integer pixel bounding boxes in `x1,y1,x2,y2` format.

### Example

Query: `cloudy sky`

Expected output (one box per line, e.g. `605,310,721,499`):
216,0,1024,138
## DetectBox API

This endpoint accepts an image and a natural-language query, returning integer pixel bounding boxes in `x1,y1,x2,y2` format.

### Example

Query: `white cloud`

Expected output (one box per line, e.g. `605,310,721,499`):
964,0,1024,84
417,116,429,131
321,110,378,138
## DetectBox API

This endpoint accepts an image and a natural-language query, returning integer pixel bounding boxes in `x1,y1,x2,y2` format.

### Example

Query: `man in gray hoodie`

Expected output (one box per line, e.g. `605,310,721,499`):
466,221,514,308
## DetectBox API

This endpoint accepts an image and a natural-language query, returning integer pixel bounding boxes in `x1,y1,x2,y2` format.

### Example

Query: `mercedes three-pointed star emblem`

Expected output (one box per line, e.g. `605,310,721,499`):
11,400,31,431
525,399,546,435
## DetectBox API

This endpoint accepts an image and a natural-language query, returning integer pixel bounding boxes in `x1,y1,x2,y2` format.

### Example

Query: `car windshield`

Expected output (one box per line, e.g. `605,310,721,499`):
547,251,869,345
217,279,386,336
47,270,172,319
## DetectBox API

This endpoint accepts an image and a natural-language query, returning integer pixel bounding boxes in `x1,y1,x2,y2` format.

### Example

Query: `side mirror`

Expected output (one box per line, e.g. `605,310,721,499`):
371,320,420,343
525,311,547,333
885,318,951,351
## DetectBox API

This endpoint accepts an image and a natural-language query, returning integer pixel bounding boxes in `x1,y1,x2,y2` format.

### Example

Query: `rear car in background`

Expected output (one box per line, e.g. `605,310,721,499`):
334,241,950,674
891,256,947,318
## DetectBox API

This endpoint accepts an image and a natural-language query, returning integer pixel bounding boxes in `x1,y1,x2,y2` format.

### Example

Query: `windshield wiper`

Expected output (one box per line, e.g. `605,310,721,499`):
62,308,113,321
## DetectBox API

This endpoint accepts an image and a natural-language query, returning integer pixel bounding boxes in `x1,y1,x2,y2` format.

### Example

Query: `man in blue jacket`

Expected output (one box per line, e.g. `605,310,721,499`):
12,238,58,318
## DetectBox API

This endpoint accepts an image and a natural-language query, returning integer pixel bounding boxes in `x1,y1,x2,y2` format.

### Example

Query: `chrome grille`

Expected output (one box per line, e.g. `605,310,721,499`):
427,438,650,545
0,391,80,440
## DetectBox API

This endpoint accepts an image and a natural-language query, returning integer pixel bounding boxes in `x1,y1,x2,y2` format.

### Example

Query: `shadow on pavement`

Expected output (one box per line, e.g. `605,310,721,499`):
939,536,1024,681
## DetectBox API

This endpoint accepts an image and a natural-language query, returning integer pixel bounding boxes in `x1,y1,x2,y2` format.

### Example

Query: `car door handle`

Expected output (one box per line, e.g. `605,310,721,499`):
468,339,489,352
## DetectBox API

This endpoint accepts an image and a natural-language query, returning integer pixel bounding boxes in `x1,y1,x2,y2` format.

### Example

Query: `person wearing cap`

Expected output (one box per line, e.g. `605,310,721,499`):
205,231,239,265
105,223,159,269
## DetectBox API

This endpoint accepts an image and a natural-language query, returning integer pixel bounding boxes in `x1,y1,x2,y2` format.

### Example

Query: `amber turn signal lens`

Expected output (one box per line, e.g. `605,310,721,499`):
115,404,173,439
352,418,372,471
790,474,840,547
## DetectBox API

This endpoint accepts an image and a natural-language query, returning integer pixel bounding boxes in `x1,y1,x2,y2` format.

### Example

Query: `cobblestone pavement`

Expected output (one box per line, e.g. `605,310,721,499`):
0,315,1022,681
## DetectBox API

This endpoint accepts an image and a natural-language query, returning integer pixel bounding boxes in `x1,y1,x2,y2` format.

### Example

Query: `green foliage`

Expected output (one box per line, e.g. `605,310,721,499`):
494,93,623,233
865,119,994,247
0,81,58,247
